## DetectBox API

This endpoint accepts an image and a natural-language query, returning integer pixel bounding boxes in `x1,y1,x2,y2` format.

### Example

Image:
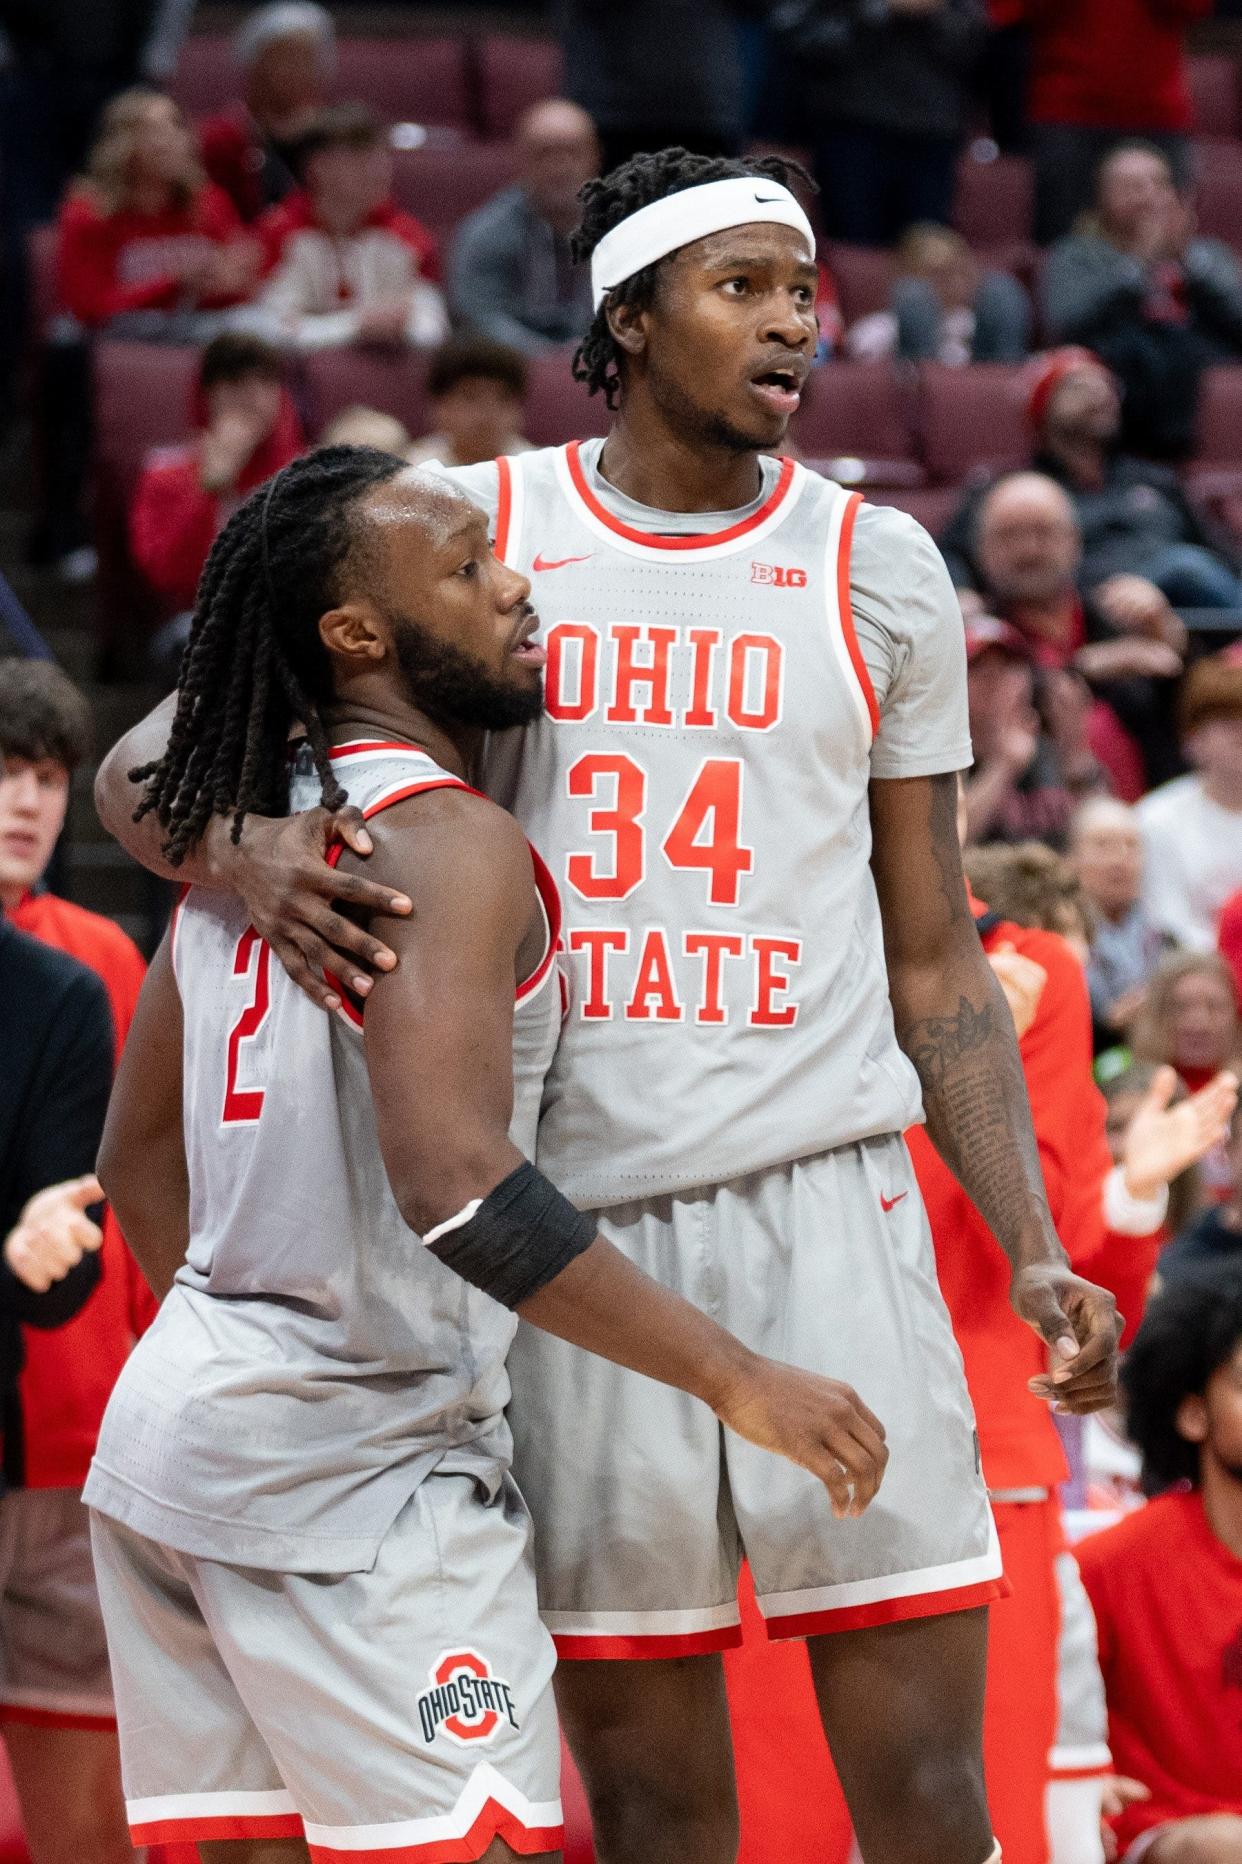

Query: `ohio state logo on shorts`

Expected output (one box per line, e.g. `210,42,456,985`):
416,1649,520,1747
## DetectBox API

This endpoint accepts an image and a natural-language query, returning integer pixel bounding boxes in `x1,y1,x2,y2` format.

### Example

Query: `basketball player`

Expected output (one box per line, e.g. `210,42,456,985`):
85,448,887,1864
98,152,1122,1864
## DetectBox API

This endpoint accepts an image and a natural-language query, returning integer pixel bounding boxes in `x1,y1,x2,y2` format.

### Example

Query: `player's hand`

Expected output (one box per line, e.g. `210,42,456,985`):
226,806,412,1012
1013,1262,1121,1415
4,1175,104,1293
714,1359,888,1518
1121,1064,1238,1200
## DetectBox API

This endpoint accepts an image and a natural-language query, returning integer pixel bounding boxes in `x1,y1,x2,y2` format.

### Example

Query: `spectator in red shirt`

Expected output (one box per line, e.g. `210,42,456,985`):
129,332,304,625
199,2,336,224
1077,1267,1242,1861
56,88,260,333
0,659,155,1864
1023,0,1211,243
252,103,446,353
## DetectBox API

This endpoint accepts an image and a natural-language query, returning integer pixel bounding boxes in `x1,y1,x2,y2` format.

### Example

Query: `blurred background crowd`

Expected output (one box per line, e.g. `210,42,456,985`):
3,3,1242,1864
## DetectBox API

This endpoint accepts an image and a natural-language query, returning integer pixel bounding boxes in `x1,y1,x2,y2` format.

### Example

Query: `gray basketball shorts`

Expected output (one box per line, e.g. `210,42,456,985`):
0,1486,115,1728
88,1472,563,1859
1050,1547,1111,1778
509,1133,1004,1658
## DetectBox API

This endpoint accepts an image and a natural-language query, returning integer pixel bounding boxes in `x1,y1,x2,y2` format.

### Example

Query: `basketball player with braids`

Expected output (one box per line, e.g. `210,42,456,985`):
100,150,1122,1864
85,446,887,1864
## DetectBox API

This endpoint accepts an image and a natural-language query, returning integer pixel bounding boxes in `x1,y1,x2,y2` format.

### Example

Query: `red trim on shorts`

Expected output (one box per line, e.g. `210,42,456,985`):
130,1811,305,1845
494,455,513,562
565,440,796,551
836,491,879,738
553,1624,744,1661
306,1806,564,1863
0,1705,116,1732
763,1574,1008,1641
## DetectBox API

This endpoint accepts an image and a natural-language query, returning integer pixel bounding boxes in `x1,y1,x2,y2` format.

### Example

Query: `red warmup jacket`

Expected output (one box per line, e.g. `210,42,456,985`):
1021,0,1211,133
257,188,441,283
56,182,247,328
912,903,1158,1492
129,388,305,612
10,891,156,1488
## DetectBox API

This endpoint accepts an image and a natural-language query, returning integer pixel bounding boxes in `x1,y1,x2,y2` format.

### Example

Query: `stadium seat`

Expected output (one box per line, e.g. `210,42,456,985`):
170,33,474,131
391,142,517,244
1193,365,1242,463
1194,140,1242,251
822,244,893,323
1188,53,1240,138
476,35,565,138
524,349,611,446
864,484,961,537
301,347,433,441
792,361,919,467
168,36,236,116
916,362,1030,484
952,152,1034,250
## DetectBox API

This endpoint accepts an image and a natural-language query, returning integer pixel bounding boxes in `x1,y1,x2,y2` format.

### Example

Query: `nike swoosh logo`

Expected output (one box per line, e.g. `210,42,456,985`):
532,552,593,572
880,1191,908,1213
753,193,783,203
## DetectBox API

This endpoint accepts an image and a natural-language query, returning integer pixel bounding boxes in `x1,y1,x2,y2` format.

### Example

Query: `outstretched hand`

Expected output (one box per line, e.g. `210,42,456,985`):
1121,1065,1238,1200
1012,1261,1122,1415
230,805,412,1011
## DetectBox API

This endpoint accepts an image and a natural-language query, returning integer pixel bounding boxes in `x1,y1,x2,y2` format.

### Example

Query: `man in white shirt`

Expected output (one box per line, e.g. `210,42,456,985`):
1138,653,1242,950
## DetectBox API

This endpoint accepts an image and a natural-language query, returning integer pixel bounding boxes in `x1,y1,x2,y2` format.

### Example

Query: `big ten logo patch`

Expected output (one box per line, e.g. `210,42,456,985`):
417,1650,520,1747
750,561,807,589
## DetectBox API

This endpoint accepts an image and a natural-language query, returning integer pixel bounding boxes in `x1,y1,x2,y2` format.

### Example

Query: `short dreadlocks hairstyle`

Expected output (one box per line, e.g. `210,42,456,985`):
132,445,407,864
571,147,816,409
1122,1266,1242,1494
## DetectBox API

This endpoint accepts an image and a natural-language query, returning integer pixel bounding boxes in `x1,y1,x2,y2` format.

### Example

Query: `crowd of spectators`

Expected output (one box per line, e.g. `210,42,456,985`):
4,3,1242,1862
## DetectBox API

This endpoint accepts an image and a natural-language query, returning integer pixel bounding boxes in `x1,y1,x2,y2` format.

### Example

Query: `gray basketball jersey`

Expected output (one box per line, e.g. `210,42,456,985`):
85,743,565,1573
472,443,929,1205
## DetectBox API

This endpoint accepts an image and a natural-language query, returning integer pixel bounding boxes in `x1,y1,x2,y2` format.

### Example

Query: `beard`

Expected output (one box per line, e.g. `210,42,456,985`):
647,352,772,455
389,610,544,732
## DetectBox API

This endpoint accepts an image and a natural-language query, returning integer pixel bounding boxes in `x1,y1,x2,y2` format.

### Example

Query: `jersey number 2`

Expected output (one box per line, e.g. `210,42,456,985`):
222,927,271,1124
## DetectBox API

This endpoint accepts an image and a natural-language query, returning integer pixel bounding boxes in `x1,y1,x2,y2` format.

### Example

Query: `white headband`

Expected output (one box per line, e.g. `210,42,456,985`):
589,177,816,312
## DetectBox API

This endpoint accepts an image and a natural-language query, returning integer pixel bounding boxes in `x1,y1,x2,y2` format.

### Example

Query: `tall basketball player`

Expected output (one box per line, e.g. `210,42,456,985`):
85,448,886,1864
98,152,1122,1864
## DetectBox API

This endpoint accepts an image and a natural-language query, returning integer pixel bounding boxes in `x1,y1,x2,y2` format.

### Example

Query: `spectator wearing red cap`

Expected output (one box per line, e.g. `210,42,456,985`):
1041,142,1242,460
129,332,304,627
1023,0,1210,244
973,471,1186,789
942,349,1242,612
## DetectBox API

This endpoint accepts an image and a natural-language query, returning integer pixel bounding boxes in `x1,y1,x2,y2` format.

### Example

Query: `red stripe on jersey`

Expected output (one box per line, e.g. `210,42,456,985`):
328,741,432,760
306,1808,564,1862
565,441,795,551
130,1812,305,1845
762,1574,1007,1642
553,1624,743,1661
517,842,563,1002
836,491,879,738
494,454,513,562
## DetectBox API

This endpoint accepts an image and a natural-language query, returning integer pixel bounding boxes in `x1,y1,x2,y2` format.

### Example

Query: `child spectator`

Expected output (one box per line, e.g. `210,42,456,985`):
200,2,336,224
1137,655,1242,950
406,337,533,469
1069,796,1170,1049
254,103,446,353
1041,143,1242,459
129,333,304,619
319,406,412,453
56,89,258,332
1077,1269,1242,1860
846,224,1030,365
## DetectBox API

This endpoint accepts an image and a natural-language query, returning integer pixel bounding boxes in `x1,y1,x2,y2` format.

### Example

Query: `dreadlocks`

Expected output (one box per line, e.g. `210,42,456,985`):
132,445,407,865
571,147,816,409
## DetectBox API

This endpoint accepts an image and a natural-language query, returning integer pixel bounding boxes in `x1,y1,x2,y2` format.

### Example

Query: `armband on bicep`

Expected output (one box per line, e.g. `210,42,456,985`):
423,1160,596,1308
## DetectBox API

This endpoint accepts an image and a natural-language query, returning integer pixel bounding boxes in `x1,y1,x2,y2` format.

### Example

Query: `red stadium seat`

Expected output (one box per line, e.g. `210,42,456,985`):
170,33,473,130
952,152,1034,250
791,362,918,466
391,142,517,244
1188,53,1240,138
859,484,961,539
1194,140,1242,251
523,349,611,446
916,362,1029,484
823,244,894,323
476,35,565,138
301,347,433,441
1194,365,1242,463
25,225,62,336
